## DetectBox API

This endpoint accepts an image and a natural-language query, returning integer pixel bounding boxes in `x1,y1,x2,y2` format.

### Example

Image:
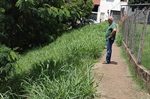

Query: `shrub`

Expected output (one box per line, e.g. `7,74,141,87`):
116,31,122,46
0,45,18,81
0,0,93,51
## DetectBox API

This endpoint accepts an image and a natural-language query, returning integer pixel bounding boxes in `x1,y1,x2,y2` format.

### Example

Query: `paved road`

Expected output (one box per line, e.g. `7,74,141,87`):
93,43,150,99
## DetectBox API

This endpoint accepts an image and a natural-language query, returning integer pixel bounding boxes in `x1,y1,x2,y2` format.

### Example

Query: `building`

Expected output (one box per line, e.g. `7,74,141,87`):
92,0,128,23
92,0,101,23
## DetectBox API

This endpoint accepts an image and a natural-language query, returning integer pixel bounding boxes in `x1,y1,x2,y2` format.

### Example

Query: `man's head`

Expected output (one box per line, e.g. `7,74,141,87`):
108,16,114,24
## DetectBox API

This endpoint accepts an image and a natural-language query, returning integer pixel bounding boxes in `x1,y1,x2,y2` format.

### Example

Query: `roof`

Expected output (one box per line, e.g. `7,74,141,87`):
93,0,100,5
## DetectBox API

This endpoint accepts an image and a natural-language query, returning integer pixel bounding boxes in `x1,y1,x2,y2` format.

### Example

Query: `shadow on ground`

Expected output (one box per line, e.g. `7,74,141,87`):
110,61,118,65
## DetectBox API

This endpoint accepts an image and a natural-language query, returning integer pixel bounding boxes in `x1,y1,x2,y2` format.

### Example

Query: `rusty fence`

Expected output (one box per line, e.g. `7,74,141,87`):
121,5,150,92
121,4,150,71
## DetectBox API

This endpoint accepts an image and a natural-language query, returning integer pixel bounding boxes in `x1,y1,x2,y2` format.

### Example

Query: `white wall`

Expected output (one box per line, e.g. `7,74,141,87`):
97,0,128,22
96,6,101,22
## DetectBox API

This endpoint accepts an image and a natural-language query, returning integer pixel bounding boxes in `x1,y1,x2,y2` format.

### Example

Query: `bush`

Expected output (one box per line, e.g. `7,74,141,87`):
0,45,18,81
0,0,93,51
116,31,122,46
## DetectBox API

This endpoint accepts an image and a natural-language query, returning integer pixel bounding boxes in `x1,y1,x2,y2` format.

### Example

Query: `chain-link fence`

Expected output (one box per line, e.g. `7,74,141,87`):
121,4,150,70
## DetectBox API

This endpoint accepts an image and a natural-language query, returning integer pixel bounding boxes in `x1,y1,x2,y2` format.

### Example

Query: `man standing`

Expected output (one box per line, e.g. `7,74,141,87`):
102,16,117,64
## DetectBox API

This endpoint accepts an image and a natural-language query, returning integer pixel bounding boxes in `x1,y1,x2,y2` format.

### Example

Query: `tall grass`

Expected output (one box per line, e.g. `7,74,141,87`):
142,24,150,70
130,24,150,70
16,23,107,73
116,31,122,46
1,22,107,98
122,23,150,70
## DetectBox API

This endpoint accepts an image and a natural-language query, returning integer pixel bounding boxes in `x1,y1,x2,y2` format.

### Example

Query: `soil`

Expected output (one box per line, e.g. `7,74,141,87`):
93,43,150,99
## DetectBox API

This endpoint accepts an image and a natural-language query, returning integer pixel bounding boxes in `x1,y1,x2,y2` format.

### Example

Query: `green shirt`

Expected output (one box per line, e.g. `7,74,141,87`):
105,21,117,40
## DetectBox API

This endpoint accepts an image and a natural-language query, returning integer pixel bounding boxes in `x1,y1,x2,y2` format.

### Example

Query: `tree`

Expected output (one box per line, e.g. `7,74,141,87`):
0,0,93,51
129,0,150,4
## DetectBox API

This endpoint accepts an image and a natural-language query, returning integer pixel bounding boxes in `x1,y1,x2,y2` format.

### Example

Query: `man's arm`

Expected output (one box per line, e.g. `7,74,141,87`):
108,28,117,39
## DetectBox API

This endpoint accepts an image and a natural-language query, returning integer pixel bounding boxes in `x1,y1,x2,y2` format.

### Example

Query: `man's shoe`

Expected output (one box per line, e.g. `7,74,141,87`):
102,61,110,64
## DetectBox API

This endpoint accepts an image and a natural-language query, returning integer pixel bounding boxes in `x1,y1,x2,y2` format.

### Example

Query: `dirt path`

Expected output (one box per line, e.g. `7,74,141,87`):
93,43,150,99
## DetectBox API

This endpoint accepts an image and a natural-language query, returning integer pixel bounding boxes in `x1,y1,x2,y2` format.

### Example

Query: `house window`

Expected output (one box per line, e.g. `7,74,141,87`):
92,5,99,12
106,0,114,2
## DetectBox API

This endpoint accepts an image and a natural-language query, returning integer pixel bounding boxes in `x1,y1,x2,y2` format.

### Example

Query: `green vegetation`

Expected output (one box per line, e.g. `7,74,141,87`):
0,0,93,51
130,24,150,70
142,24,150,70
0,45,18,82
129,0,150,4
122,22,150,70
0,22,107,98
116,31,122,46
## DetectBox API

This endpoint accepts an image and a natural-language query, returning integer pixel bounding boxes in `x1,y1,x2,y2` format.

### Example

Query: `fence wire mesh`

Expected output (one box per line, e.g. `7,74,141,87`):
121,4,150,70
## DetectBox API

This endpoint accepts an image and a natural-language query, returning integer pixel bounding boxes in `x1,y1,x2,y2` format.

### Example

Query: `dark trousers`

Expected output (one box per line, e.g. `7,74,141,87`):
106,39,114,63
